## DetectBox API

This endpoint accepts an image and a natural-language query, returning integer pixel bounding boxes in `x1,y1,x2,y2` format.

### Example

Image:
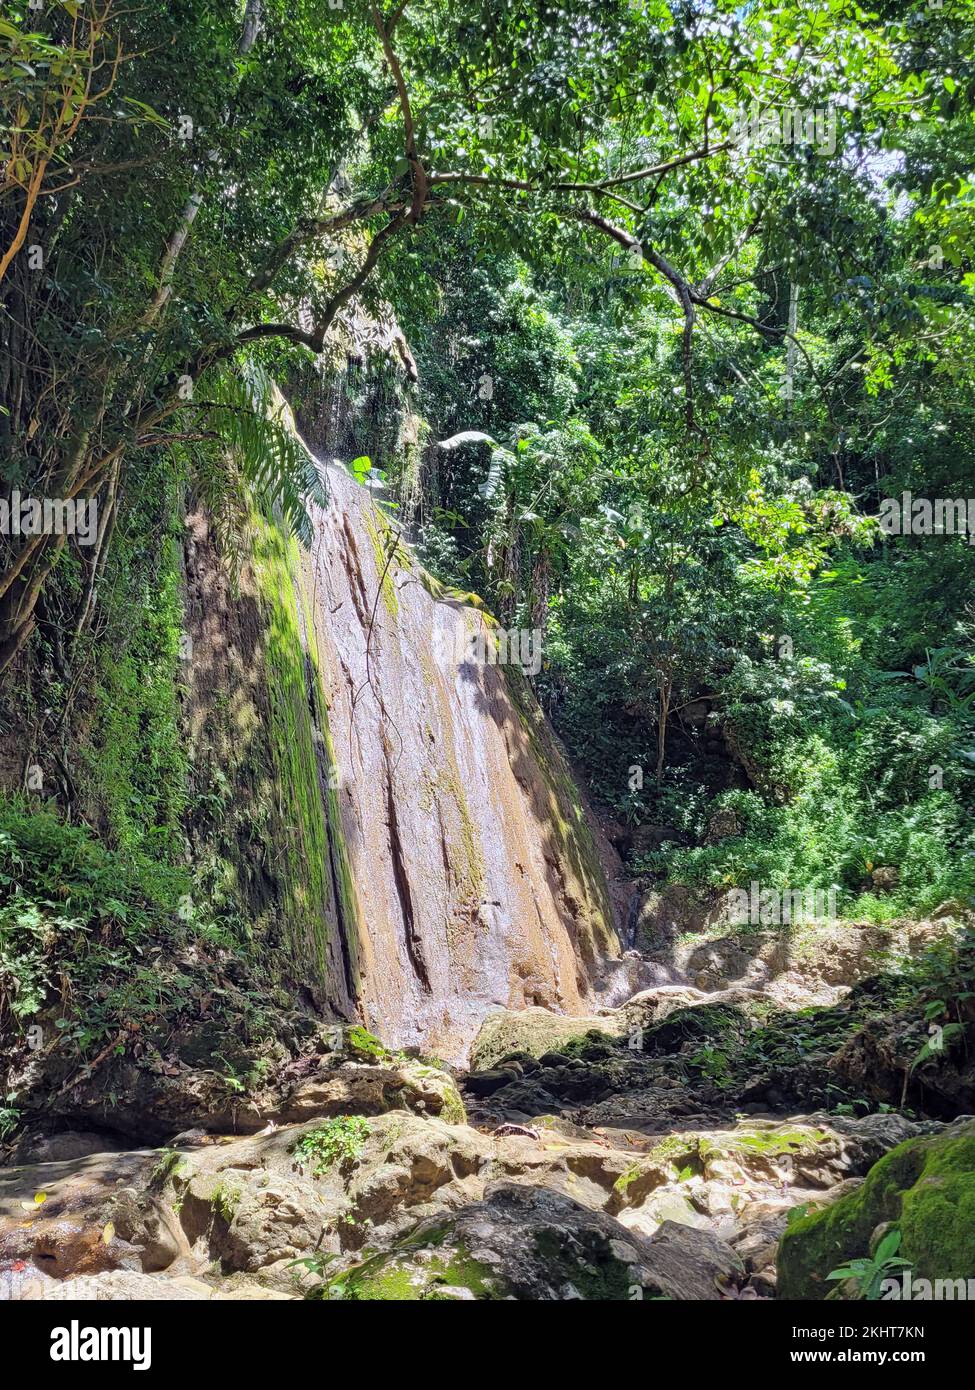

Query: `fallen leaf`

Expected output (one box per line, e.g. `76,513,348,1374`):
102,1221,115,1244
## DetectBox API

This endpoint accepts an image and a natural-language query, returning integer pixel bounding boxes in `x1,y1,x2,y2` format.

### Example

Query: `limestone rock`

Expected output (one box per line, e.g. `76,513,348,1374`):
271,1057,466,1127
161,1110,490,1277
299,463,620,1064
0,1149,163,1280
641,916,962,1009
469,1008,620,1071
616,1189,709,1238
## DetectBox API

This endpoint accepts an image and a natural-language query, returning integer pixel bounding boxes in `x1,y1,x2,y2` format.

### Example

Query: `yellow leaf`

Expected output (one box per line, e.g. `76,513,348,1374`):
102,1221,115,1245
33,1192,46,1205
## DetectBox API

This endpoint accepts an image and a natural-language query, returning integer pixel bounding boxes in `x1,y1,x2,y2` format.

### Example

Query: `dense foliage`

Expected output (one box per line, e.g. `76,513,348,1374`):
1,0,974,1075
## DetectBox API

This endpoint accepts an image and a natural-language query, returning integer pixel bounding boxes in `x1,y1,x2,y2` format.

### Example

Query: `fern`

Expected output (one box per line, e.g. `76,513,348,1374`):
189,361,327,568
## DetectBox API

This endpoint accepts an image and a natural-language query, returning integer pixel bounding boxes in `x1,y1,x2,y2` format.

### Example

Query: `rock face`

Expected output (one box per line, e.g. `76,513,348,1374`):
23,1029,466,1146
296,462,619,1061
777,1119,975,1300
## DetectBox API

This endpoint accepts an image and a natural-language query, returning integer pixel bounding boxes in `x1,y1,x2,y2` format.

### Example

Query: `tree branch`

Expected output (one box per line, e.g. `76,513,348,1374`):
244,189,406,298
370,3,427,224
231,209,409,356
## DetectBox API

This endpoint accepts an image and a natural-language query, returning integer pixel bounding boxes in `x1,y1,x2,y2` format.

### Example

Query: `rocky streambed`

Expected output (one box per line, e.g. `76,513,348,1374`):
1,916,973,1301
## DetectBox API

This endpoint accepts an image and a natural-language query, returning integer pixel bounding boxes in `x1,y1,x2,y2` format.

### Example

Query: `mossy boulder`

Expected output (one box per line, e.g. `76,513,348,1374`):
468,990,711,1071
642,1002,751,1055
273,1053,466,1128
777,1120,975,1299
325,1182,744,1301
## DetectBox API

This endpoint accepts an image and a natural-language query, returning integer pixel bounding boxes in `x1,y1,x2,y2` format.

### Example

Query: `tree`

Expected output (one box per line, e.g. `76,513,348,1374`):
0,0,953,676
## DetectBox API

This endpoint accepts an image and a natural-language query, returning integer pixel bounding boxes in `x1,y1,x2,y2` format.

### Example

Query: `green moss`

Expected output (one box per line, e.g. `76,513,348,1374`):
645,1003,749,1055
436,1081,467,1126
642,1127,826,1188
778,1123,975,1299
560,1030,617,1060
251,516,362,996
345,1025,391,1060
363,511,408,620
81,514,189,857
613,1162,643,1196
647,1134,694,1165
339,1239,504,1300
729,1128,828,1157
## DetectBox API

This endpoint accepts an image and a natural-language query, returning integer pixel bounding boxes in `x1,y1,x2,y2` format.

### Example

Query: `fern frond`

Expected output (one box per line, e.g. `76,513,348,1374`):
187,439,250,584
195,361,327,548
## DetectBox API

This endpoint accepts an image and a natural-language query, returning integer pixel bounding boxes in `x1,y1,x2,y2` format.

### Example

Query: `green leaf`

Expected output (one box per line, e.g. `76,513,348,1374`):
875,1229,901,1262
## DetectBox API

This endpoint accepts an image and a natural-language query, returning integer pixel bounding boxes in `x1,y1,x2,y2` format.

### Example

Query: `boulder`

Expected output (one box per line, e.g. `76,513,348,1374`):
616,1189,709,1238
161,1110,491,1277
333,1183,744,1301
777,1119,975,1299
469,1008,619,1071
470,986,779,1076
12,1130,123,1164
160,1108,682,1280
829,1003,975,1116
271,1058,466,1127
41,1038,464,1145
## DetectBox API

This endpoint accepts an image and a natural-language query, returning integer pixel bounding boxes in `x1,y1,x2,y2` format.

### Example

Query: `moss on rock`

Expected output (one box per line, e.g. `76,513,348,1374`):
337,1237,506,1301
643,1002,751,1055
777,1121,975,1299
